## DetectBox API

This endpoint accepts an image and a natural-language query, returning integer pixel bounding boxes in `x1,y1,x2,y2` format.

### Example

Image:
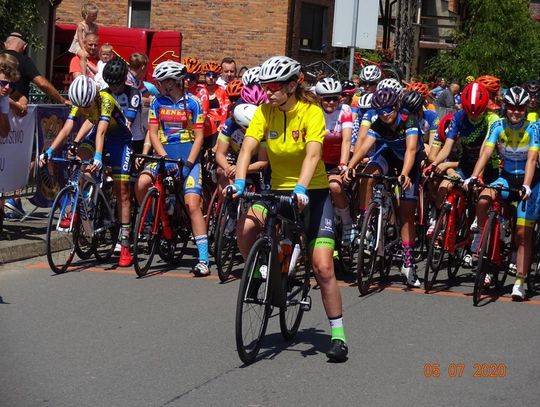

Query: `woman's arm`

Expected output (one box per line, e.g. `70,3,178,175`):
339,127,352,167
296,141,323,188
235,136,259,182
247,144,268,173
148,123,167,157
187,128,203,165
523,149,539,191
348,125,375,169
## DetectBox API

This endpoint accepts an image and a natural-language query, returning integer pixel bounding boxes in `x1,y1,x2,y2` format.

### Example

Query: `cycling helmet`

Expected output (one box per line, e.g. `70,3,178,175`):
437,113,454,144
402,91,424,114
504,86,529,106
359,65,382,82
406,82,430,99
377,77,403,94
226,79,243,98
371,87,401,109
461,81,489,117
315,77,342,96
476,75,501,94
240,83,268,105
203,61,222,74
465,75,475,84
341,80,356,95
524,79,540,96
68,75,97,108
358,93,373,109
102,57,128,87
152,60,186,82
182,57,203,74
258,56,301,84
241,66,261,86
233,103,258,129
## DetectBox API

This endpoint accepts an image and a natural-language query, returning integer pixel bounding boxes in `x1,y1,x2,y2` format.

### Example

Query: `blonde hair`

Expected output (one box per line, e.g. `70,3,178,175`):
82,2,99,18
0,53,21,82
100,43,113,53
295,83,319,105
129,52,148,69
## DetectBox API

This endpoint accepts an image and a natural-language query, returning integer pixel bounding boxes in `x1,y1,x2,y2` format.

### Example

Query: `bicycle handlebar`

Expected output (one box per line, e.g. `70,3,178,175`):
134,153,184,166
50,156,93,166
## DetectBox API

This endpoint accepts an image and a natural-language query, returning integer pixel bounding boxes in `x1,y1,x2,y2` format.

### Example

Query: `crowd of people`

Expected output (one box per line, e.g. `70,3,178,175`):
2,1,540,364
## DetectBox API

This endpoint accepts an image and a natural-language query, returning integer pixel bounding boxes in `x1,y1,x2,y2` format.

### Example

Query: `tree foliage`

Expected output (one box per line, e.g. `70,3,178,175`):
425,0,540,86
0,0,46,49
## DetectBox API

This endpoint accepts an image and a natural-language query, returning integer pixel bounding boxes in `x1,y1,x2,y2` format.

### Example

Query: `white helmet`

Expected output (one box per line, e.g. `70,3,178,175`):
152,60,186,82
68,75,97,108
233,103,258,129
315,77,342,96
377,78,403,94
259,56,301,84
358,93,373,109
359,65,382,82
242,66,261,86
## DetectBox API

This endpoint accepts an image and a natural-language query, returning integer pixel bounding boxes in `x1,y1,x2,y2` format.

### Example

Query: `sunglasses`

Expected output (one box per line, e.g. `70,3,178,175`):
365,81,378,87
205,72,219,78
322,96,340,103
185,74,198,81
0,79,13,88
376,107,395,116
262,82,285,93
507,105,526,112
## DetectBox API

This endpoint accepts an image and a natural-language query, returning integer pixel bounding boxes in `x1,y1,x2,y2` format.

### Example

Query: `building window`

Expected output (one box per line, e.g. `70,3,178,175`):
300,3,327,51
129,0,151,28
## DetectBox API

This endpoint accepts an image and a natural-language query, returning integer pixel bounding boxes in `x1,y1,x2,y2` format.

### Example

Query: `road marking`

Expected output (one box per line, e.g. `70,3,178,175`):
28,262,540,305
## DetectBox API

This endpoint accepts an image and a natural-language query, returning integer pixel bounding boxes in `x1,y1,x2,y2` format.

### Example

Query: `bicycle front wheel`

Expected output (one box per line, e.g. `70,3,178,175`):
357,204,381,295
133,188,160,277
473,212,495,306
93,191,118,262
279,237,311,340
235,238,272,365
424,206,450,292
46,186,78,274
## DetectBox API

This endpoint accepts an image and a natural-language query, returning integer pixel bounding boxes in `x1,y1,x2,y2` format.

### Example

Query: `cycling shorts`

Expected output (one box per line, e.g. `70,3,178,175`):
368,148,422,201
142,142,203,196
252,189,335,249
81,134,132,182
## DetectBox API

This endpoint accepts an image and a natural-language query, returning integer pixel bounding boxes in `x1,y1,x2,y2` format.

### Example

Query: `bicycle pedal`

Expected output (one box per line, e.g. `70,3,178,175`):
300,295,312,311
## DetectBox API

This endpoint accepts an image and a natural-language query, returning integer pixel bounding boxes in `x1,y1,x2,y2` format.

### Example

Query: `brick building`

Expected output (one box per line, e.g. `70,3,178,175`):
56,0,337,69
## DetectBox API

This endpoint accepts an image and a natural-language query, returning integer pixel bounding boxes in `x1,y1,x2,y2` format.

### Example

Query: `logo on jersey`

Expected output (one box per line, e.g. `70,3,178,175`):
292,130,299,141
268,131,278,139
131,94,141,108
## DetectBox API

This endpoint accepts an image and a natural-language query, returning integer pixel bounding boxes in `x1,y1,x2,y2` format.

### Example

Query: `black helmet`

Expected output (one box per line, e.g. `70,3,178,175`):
504,86,529,107
523,80,540,96
103,57,128,87
341,80,356,95
402,91,424,114
371,87,401,109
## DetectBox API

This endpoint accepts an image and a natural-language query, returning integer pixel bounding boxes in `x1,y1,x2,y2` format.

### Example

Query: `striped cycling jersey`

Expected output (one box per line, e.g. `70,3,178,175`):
322,104,353,165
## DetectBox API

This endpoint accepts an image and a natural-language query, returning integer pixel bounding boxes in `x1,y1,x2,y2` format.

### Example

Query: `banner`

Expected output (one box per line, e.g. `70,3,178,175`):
0,106,37,194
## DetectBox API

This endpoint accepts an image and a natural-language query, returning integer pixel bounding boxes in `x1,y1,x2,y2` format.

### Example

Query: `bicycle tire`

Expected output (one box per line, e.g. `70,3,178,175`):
414,186,431,262
424,206,450,292
527,261,540,294
215,200,237,282
74,227,94,260
279,235,311,340
235,237,272,365
357,204,381,295
473,212,495,306
93,191,117,262
46,186,77,274
133,188,160,277
205,189,221,257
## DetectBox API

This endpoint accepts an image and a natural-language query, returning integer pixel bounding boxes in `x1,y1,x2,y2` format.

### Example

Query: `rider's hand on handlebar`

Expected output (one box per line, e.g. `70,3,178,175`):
399,174,411,190
463,176,478,190
88,151,103,173
521,184,532,200
338,162,349,175
224,178,246,199
292,184,309,212
39,147,54,167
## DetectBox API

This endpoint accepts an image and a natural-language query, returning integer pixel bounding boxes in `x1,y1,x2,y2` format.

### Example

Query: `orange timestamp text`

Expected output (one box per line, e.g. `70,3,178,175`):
423,362,507,378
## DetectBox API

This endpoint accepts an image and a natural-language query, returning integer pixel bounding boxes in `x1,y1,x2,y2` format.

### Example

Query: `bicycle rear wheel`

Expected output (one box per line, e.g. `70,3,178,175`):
424,206,450,292
215,200,237,282
93,191,117,262
357,204,381,295
235,237,272,365
473,212,495,306
279,236,311,340
46,186,78,274
133,188,160,277
205,189,221,257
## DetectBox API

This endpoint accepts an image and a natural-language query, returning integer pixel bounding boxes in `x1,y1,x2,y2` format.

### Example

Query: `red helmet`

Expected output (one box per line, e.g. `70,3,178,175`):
406,82,430,99
226,79,243,98
437,113,454,143
461,81,489,117
476,75,500,95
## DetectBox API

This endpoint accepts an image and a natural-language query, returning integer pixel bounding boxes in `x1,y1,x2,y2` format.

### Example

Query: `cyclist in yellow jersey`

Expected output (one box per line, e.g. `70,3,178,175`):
40,76,134,266
228,56,348,362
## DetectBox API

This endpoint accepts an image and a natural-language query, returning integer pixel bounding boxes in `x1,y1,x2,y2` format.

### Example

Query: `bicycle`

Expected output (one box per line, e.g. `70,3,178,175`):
424,174,476,292
235,191,312,365
132,154,191,278
527,221,540,294
472,182,523,306
45,156,117,274
329,51,404,82
356,172,402,295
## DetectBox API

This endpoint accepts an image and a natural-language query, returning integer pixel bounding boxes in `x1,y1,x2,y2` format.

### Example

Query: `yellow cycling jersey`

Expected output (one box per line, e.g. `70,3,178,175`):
246,100,328,190
527,111,538,122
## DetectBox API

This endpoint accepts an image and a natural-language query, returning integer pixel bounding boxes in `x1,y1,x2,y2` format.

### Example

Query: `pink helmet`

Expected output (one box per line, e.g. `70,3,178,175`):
240,83,268,105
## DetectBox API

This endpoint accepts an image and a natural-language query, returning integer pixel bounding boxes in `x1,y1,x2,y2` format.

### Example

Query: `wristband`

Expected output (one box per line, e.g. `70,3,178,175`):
338,162,347,167
94,151,102,161
233,178,246,191
185,160,194,170
293,184,308,195
45,147,55,158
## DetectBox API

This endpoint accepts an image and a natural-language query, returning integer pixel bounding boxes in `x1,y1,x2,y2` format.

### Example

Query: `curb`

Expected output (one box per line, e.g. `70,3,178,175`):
0,235,70,266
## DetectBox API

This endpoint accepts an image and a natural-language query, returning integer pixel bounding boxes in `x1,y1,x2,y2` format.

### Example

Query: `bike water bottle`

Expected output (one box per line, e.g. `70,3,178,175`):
279,238,292,273
288,243,301,275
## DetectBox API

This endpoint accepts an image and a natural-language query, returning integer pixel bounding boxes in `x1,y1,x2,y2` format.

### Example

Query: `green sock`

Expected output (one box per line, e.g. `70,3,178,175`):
329,316,347,342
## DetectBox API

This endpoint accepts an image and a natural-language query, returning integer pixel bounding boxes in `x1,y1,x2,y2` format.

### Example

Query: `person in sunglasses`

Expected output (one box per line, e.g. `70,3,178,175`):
0,53,20,137
315,77,355,247
203,62,230,149
347,87,423,288
228,55,349,363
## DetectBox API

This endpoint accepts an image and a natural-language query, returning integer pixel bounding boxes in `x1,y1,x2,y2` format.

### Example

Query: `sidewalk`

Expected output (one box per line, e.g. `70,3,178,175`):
0,198,59,265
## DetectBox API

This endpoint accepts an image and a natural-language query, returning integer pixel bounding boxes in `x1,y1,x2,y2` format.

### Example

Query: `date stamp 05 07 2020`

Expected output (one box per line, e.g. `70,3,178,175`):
423,363,508,378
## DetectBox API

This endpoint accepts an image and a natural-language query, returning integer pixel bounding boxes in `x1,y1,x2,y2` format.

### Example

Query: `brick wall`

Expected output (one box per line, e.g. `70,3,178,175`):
56,0,290,68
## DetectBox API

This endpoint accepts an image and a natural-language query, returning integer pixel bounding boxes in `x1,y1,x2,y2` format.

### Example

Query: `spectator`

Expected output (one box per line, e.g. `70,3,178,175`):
1,32,68,116
436,81,460,118
431,77,447,99
0,53,20,137
69,33,99,79
68,2,99,76
94,43,114,89
216,57,236,88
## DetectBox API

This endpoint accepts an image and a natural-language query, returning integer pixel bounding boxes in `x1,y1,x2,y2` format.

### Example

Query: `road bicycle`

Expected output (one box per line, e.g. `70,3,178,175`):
45,156,117,274
424,174,476,292
235,192,312,365
329,51,404,82
132,154,191,277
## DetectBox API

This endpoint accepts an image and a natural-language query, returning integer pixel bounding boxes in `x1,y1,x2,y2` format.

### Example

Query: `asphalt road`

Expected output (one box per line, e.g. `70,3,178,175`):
1,248,539,407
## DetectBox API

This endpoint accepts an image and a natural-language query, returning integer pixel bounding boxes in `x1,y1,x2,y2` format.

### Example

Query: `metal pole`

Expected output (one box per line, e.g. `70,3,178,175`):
348,0,360,79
